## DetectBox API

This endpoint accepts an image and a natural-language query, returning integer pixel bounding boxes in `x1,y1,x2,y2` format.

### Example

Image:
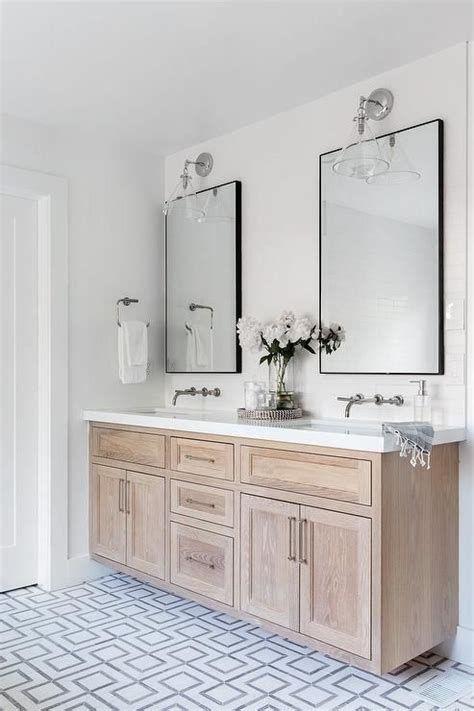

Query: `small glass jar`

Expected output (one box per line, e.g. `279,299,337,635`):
244,381,268,410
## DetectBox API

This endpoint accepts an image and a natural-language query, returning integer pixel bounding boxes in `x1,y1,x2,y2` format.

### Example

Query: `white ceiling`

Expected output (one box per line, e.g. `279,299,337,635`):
1,1,472,157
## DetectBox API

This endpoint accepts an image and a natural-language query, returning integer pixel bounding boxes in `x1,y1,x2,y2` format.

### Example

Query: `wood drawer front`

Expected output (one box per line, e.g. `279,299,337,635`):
92,427,165,468
170,522,234,605
170,437,234,481
171,480,234,527
241,446,371,504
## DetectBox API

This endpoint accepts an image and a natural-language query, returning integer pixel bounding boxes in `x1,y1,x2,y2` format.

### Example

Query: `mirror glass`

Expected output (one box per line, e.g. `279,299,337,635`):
166,181,241,373
320,120,443,374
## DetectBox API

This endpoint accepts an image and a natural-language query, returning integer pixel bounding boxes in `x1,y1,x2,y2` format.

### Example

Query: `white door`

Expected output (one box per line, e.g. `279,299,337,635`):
0,193,39,591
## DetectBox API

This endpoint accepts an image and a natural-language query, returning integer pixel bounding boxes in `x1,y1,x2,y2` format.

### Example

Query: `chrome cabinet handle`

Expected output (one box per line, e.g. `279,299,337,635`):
126,480,131,514
185,555,215,570
184,497,216,509
118,479,125,512
184,454,216,464
298,519,307,564
288,516,296,561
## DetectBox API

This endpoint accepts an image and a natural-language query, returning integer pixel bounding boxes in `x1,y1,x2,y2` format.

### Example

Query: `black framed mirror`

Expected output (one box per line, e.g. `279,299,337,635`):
319,119,444,375
165,180,242,373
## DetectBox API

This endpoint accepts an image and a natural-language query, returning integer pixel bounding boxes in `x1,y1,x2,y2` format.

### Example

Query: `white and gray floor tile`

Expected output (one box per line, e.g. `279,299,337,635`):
0,573,472,710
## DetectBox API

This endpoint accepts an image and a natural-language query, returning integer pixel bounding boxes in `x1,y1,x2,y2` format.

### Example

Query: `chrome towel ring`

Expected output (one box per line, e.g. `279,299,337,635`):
116,297,150,328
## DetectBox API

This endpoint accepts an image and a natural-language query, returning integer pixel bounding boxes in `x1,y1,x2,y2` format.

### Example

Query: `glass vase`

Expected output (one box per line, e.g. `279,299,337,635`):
268,355,295,410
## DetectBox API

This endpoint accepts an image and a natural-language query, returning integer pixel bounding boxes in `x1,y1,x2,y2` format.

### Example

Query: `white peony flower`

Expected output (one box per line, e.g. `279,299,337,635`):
237,317,263,352
287,317,312,343
278,311,296,328
263,321,285,345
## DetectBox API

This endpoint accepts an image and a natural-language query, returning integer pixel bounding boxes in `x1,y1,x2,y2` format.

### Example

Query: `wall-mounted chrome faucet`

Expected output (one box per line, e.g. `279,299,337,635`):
337,393,404,418
172,386,221,406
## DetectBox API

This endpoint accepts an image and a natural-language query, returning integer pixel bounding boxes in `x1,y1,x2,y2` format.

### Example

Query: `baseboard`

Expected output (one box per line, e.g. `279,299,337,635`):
434,626,474,667
66,554,112,587
42,554,111,590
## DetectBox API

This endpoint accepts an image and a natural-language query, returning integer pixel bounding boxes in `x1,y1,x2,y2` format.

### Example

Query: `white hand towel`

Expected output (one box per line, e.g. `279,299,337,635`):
118,321,148,384
185,323,208,371
123,320,147,366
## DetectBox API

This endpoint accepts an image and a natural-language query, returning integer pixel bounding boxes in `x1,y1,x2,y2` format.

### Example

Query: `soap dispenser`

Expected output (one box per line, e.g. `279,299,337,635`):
410,380,431,422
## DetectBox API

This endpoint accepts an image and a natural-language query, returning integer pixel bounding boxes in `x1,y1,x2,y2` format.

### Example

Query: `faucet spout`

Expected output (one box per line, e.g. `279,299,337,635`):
338,393,365,418
344,393,365,418
172,387,196,406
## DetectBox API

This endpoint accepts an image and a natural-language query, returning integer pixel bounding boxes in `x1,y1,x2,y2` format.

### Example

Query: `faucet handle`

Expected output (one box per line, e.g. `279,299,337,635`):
337,393,364,402
201,387,221,398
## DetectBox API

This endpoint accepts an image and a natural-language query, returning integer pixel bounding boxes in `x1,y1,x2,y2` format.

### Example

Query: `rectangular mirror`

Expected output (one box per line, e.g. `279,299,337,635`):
319,119,443,374
166,180,241,373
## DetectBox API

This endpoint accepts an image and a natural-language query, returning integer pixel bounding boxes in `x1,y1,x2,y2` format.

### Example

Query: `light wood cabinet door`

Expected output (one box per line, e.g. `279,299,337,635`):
240,495,299,630
90,465,126,564
300,506,371,658
126,471,166,579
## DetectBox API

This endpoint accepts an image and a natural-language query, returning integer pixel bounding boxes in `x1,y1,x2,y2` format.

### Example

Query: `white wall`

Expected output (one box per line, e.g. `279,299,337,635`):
0,114,164,571
442,39,474,668
164,44,472,664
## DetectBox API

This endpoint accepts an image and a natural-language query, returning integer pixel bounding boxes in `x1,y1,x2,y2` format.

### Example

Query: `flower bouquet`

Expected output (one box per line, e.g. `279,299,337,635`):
237,311,344,409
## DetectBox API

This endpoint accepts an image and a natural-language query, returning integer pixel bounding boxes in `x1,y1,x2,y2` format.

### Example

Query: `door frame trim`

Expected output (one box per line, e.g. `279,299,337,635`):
1,164,68,590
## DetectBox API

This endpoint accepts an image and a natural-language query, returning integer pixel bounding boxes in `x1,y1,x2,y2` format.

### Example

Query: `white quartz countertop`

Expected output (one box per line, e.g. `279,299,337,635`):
82,408,465,453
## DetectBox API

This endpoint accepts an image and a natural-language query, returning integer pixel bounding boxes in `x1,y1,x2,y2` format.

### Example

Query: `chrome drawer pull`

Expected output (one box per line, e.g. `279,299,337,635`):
288,516,296,561
185,555,215,570
184,497,216,509
184,454,216,464
298,518,307,564
126,480,131,514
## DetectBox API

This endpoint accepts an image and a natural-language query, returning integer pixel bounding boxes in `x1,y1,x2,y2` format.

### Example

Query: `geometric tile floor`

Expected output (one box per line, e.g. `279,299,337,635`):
0,573,472,710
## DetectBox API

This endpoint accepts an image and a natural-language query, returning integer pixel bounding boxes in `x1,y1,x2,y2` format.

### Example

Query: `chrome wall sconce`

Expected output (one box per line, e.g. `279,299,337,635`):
163,152,214,219
332,88,394,179
332,89,421,184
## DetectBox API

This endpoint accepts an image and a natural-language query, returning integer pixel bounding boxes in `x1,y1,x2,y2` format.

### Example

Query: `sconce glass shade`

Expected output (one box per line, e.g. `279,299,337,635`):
332,119,389,179
366,133,421,185
163,177,205,220
197,188,233,223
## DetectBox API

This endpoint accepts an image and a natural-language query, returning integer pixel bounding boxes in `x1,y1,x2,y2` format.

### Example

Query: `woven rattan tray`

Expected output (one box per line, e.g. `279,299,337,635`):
237,407,303,421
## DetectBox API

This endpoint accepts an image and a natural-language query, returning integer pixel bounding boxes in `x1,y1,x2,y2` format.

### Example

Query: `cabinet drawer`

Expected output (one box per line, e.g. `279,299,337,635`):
92,427,165,468
241,446,371,505
170,437,234,481
170,522,233,605
171,480,234,527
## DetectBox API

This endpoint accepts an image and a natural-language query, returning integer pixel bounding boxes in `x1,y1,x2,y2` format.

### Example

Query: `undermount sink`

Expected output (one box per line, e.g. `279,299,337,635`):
119,406,234,420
